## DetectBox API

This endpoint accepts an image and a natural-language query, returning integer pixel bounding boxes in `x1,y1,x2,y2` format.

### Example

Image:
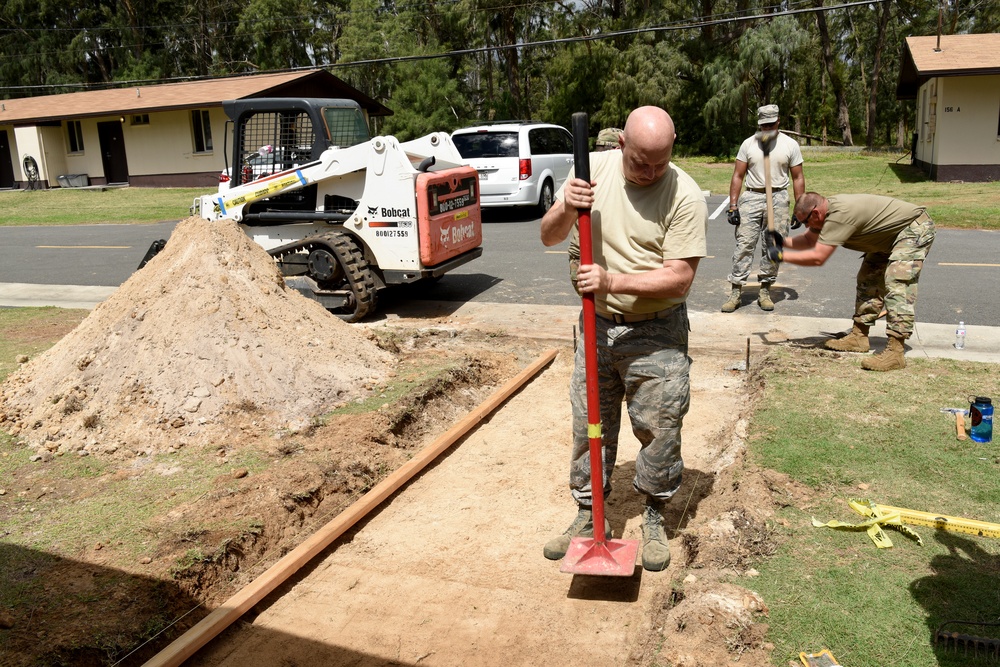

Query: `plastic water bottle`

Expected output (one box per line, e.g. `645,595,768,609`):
970,396,993,443
955,321,966,349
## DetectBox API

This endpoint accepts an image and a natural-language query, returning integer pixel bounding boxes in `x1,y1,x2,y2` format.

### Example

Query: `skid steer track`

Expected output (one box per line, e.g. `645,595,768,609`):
271,230,378,322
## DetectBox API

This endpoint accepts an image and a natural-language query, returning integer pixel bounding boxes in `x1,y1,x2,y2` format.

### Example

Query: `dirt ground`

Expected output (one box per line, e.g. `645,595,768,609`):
0,216,806,666
187,341,792,667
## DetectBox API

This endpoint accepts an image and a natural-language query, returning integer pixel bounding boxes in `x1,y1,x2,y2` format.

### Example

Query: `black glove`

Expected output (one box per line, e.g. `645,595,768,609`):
727,208,740,226
764,230,784,261
790,214,802,230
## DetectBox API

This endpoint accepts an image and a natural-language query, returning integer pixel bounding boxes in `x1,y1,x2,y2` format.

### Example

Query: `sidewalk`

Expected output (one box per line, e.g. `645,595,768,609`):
0,283,117,310
380,300,1000,365
3,283,998,365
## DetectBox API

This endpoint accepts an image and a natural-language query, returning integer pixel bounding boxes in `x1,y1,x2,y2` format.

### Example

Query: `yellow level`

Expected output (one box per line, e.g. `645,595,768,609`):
852,500,1000,540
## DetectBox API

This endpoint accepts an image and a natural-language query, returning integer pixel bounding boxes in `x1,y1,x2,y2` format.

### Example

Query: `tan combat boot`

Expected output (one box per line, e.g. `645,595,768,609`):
721,284,741,313
757,284,774,311
543,506,612,560
825,323,871,352
862,333,907,371
641,502,671,572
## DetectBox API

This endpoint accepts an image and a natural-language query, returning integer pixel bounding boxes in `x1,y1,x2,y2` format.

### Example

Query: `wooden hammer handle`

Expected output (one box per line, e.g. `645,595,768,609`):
956,412,967,440
763,151,774,233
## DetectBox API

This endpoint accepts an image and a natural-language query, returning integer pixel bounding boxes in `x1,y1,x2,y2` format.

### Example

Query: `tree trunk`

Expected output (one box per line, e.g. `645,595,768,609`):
502,10,522,118
866,2,892,148
814,0,853,146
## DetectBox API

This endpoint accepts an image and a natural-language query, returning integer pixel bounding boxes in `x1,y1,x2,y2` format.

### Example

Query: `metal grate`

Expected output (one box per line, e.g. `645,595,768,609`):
236,112,314,186
935,621,1000,661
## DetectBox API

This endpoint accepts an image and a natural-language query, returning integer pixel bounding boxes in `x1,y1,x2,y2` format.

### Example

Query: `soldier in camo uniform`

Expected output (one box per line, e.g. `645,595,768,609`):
766,192,936,372
722,104,805,312
540,106,708,572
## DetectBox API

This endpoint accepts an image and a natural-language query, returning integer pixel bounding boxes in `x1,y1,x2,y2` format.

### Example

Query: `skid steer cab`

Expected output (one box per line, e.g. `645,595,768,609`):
181,98,483,322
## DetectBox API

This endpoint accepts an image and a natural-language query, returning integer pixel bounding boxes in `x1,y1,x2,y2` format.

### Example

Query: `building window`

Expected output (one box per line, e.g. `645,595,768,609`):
192,110,213,153
67,120,84,153
130,114,150,126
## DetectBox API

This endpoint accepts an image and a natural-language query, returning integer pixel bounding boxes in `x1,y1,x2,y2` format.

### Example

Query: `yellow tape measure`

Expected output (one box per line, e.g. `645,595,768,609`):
860,502,1000,539
816,500,1000,548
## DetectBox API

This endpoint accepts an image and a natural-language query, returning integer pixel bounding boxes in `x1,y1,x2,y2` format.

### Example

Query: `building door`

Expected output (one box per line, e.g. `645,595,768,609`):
97,121,129,184
0,131,14,189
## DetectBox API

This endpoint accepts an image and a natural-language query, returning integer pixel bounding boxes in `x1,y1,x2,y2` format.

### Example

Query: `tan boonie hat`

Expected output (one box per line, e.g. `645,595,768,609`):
757,104,779,125
596,127,622,148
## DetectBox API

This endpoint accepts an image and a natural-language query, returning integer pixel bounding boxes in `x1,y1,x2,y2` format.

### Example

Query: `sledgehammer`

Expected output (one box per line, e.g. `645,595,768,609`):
760,130,777,235
559,112,640,578
941,407,969,441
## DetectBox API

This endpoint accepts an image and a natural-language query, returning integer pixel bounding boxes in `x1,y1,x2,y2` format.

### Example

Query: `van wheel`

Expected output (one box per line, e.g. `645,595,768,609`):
537,180,554,215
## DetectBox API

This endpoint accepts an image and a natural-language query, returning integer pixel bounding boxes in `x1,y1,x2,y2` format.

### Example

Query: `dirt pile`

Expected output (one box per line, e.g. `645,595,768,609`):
0,216,393,458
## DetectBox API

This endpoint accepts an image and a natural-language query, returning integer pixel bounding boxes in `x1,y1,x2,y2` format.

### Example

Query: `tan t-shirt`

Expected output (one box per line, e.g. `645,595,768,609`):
736,132,803,191
817,194,926,254
557,151,708,314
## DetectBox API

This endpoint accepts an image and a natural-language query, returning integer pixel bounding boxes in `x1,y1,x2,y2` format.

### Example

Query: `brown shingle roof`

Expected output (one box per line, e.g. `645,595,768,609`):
0,69,392,124
897,33,1000,99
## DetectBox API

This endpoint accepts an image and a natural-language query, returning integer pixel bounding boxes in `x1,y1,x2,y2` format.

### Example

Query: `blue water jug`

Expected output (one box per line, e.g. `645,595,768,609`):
969,396,993,443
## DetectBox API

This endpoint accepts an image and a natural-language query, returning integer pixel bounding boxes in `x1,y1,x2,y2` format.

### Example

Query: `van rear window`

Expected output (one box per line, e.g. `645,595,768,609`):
452,132,519,158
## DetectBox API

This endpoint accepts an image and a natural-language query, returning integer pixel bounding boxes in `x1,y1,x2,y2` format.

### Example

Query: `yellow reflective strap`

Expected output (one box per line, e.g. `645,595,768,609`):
867,523,894,549
587,422,602,439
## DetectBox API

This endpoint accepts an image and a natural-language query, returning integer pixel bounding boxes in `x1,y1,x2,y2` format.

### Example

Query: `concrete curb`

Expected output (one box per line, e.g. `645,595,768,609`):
3,286,997,365
377,301,1000,365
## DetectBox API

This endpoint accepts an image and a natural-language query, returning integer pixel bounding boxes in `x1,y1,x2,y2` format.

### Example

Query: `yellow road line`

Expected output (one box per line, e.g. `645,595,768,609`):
36,245,131,249
938,262,1000,267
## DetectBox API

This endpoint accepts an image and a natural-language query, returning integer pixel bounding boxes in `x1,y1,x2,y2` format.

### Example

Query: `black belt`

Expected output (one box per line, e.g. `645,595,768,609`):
747,187,768,193
596,308,674,324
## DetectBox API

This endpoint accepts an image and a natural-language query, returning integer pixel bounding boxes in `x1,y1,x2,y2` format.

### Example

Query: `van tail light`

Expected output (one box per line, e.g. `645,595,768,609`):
219,172,230,183
519,159,531,181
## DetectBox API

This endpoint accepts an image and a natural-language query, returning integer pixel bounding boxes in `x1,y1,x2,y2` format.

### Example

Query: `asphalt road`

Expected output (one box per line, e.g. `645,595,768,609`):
0,196,997,327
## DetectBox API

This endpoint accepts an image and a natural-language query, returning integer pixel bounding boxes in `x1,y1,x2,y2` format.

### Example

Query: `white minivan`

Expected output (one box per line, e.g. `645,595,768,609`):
451,122,575,212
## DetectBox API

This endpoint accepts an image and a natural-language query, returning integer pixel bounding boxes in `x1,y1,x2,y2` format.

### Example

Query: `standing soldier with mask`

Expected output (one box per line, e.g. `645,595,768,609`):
722,104,805,312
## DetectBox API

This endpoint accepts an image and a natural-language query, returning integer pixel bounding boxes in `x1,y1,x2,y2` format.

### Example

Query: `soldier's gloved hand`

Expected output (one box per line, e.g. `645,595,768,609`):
764,230,784,261
790,214,802,230
727,208,740,226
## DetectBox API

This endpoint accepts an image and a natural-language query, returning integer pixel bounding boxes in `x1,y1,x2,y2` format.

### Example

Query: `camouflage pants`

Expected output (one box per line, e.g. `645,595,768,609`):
853,213,936,338
727,190,790,285
568,305,690,506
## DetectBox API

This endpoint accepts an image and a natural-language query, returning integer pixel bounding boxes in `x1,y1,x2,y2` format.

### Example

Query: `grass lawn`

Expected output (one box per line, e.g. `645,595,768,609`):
0,187,206,226
746,347,1000,666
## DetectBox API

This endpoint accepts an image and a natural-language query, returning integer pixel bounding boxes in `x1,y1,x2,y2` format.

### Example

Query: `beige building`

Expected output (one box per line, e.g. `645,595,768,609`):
0,70,391,189
897,33,1000,182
